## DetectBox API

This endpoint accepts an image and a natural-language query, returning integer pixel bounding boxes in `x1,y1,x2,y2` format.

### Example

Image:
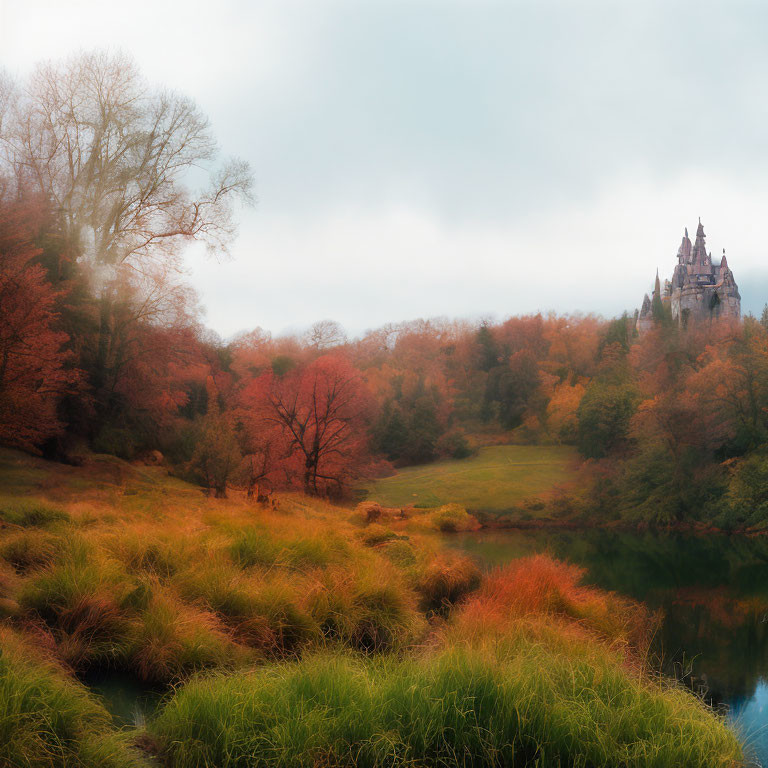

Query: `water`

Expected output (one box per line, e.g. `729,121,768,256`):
85,670,162,728
446,528,768,766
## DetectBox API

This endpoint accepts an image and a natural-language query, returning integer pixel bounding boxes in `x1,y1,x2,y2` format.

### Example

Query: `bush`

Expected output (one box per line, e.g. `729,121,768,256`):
358,524,400,547
92,424,138,461
426,504,480,533
436,430,473,459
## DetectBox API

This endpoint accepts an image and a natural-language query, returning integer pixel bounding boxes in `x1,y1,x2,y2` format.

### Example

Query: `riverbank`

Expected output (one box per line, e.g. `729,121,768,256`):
0,449,746,766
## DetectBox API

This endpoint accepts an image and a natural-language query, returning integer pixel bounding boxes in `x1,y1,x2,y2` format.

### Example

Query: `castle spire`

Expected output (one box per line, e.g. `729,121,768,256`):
692,218,707,264
678,227,692,263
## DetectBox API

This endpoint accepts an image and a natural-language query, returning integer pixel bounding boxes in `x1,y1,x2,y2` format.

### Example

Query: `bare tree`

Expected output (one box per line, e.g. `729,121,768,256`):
1,51,252,273
0,51,253,414
304,319,347,351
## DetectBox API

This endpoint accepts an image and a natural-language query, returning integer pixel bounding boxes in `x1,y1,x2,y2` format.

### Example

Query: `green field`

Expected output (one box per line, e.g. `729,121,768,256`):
362,445,579,511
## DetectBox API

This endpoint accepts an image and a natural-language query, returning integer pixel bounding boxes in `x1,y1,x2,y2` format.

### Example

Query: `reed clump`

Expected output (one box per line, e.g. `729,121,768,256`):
151,647,742,768
0,626,144,768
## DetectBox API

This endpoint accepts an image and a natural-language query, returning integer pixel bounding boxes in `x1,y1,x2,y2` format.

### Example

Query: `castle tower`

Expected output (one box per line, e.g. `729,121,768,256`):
637,220,740,332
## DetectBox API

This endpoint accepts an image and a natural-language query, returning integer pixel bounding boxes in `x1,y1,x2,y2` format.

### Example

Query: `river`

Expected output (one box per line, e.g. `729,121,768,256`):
446,527,768,767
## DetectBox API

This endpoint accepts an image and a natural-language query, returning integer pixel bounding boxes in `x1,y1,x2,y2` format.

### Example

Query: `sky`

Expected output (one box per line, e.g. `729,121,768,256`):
2,0,768,338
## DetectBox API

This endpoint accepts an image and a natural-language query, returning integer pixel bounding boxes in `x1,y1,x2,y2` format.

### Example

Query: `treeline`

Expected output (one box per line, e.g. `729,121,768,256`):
4,52,768,523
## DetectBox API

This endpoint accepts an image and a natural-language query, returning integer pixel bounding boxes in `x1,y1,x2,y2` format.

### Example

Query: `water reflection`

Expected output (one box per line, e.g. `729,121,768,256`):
446,529,768,766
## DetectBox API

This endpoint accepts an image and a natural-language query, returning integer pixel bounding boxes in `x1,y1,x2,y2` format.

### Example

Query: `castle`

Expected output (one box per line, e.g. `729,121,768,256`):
636,220,740,332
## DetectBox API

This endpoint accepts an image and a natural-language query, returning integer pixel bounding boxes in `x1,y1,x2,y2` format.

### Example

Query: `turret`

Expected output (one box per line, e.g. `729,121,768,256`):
692,217,708,265
678,227,692,263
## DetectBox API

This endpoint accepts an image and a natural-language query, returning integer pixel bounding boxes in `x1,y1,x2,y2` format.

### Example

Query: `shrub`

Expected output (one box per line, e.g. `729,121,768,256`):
426,504,480,533
358,524,400,547
436,430,473,459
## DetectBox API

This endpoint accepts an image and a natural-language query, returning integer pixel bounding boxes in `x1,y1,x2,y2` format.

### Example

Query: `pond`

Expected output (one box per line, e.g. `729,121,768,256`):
446,528,768,767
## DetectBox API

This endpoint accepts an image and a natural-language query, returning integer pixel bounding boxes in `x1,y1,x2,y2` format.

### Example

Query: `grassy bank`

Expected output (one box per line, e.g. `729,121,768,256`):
0,448,746,766
360,444,580,513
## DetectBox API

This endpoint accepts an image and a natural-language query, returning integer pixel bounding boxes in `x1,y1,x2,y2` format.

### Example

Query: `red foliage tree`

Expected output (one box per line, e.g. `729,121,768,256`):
242,354,373,496
0,198,79,451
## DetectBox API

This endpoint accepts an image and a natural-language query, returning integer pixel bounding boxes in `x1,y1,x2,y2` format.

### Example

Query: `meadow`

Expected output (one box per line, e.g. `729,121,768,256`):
0,447,744,767
361,444,580,514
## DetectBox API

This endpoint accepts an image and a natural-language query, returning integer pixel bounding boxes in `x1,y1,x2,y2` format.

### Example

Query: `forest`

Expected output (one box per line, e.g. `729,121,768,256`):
5,121,768,529
0,50,760,767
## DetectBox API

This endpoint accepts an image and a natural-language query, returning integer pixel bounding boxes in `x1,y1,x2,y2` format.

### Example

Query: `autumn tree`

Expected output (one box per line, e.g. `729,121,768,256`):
191,376,241,497
0,195,79,451
244,354,372,496
576,344,639,459
0,51,252,421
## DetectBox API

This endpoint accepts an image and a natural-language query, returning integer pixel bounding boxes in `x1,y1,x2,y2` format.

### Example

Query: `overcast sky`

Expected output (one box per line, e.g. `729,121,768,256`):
2,0,768,337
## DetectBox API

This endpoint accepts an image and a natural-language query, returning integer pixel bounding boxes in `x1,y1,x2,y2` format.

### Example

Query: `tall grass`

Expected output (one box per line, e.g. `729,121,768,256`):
1,529,61,572
151,648,742,768
0,451,748,767
453,554,653,652
307,563,425,652
127,588,250,683
0,627,144,768
0,499,70,527
415,551,482,612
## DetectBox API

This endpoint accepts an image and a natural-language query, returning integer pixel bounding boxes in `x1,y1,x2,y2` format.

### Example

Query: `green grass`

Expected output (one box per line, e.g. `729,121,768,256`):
0,627,145,768
362,445,579,511
150,648,742,768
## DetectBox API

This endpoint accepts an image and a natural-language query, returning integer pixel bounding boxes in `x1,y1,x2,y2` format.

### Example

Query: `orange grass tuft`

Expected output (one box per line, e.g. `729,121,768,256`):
455,554,655,654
